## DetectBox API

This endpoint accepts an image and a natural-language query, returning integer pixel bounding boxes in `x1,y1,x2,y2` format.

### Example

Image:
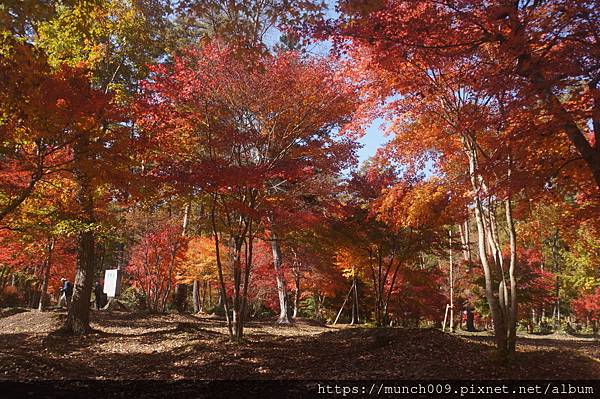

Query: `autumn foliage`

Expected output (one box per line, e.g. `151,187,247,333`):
0,1,598,354
572,288,600,327
127,224,187,313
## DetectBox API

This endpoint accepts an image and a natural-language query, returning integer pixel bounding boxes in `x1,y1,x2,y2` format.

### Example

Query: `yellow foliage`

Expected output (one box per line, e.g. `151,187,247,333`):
176,236,219,284
378,178,449,230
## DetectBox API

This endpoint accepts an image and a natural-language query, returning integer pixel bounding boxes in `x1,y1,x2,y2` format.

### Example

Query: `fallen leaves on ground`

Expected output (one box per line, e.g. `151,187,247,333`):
0,309,598,380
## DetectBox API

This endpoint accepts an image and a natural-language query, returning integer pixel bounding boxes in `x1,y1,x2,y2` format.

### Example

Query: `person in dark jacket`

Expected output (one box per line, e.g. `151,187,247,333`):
94,281,104,310
59,278,74,309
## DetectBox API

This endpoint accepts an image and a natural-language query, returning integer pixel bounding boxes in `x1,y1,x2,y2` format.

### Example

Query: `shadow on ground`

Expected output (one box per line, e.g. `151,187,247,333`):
0,310,598,380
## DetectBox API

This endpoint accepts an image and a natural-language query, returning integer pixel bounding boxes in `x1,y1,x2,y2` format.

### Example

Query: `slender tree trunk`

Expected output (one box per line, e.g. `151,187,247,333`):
466,306,475,332
350,274,356,325
231,238,244,339
176,199,192,313
372,249,385,326
383,260,401,324
505,198,518,352
207,282,212,307
210,198,233,338
269,216,290,324
314,292,322,320
238,231,253,338
174,283,187,313
37,238,55,311
192,280,200,313
459,216,471,262
449,230,455,333
551,231,561,330
464,136,508,357
367,249,379,326
474,198,508,355
199,280,206,312
293,271,301,319
501,149,518,353
465,217,471,262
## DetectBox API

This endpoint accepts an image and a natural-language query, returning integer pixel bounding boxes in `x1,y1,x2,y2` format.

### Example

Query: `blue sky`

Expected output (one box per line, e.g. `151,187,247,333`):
356,119,389,165
264,5,391,168
301,38,391,167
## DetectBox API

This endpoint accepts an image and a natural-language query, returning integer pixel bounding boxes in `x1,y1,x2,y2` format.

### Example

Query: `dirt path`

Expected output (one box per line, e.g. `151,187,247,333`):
0,309,598,380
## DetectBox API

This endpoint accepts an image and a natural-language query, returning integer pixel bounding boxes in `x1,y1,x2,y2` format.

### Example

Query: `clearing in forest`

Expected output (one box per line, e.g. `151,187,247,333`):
1,309,598,381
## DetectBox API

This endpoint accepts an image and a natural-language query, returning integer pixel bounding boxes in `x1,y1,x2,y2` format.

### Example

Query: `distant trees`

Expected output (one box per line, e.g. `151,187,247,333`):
127,224,187,313
572,288,600,334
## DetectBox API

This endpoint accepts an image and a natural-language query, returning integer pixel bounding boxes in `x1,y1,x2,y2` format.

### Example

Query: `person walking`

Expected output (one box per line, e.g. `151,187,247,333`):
94,281,104,310
59,278,73,309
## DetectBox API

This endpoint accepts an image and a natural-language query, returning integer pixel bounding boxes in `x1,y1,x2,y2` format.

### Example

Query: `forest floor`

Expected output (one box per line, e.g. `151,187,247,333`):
1,308,599,381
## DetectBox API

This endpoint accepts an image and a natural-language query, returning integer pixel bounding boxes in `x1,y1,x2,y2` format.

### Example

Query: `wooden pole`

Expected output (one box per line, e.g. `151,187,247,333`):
443,303,450,332
353,277,360,323
450,229,454,333
333,282,355,325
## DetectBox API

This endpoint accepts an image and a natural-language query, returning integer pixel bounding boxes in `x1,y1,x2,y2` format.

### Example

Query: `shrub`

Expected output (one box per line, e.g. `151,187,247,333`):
119,285,147,311
0,285,24,307
206,304,226,317
250,302,275,320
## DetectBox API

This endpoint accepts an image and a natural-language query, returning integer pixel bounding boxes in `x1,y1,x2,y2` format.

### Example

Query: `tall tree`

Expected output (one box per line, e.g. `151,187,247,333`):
137,42,359,337
328,0,600,188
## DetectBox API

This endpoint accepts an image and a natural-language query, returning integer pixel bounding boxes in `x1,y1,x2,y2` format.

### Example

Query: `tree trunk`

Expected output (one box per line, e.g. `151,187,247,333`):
505,198,518,352
293,272,301,319
350,273,359,324
207,281,212,307
459,216,471,262
37,238,55,311
192,280,200,313
199,280,206,312
464,136,509,357
504,8,600,189
237,232,253,338
210,198,233,338
466,307,475,332
64,139,96,335
175,199,192,313
449,230,455,332
350,281,356,325
174,283,187,313
369,249,385,327
530,74,600,188
230,237,244,339
314,292,321,320
353,278,360,323
474,199,508,356
65,224,95,334
269,218,290,324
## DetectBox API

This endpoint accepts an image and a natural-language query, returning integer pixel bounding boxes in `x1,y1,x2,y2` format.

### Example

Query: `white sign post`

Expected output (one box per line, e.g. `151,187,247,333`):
103,269,122,298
